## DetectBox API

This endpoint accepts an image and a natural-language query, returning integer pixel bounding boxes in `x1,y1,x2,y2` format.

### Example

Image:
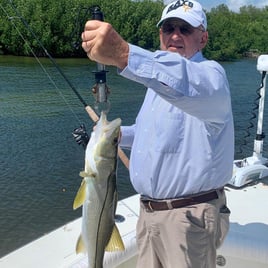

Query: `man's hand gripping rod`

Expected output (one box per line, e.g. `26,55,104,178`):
84,6,129,169
90,6,110,115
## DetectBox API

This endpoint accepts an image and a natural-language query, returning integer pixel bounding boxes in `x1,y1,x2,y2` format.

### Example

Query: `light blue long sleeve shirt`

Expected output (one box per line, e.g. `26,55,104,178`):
119,44,234,199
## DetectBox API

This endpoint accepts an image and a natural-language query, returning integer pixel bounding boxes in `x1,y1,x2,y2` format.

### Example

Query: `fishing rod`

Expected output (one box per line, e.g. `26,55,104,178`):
91,6,110,115
89,6,129,168
6,1,88,108
2,1,129,168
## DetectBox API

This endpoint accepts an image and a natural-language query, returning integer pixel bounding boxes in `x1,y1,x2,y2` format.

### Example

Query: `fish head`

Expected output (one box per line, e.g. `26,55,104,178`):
94,113,122,159
85,112,121,174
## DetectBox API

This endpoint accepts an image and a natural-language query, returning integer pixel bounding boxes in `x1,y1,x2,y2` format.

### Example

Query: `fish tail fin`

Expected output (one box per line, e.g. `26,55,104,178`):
73,178,86,210
76,234,86,254
105,224,125,252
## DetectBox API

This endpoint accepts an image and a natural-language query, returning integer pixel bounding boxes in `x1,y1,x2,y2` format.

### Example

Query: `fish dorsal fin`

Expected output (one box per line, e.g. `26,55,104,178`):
76,234,86,254
73,179,86,210
105,224,125,252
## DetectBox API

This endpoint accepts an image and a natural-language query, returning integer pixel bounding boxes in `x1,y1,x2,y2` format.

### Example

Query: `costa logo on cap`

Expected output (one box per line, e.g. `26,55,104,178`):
167,0,194,13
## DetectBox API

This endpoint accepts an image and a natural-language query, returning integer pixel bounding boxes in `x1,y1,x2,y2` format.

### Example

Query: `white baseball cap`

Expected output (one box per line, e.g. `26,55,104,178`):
157,0,207,30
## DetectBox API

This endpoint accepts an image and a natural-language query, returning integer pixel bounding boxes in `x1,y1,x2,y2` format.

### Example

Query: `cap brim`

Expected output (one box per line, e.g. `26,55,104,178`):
157,14,201,28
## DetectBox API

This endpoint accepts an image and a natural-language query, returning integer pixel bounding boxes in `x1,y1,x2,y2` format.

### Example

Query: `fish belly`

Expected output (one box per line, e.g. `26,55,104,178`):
82,172,117,268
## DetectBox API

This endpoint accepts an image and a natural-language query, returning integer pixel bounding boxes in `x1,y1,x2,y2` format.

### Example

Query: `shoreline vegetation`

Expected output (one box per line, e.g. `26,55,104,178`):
0,0,267,61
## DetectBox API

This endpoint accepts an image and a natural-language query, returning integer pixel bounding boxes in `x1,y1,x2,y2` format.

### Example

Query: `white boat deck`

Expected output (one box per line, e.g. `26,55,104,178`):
217,180,268,267
1,181,268,268
0,195,140,268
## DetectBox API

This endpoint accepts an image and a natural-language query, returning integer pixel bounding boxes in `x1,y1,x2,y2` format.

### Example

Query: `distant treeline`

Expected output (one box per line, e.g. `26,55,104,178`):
0,0,267,61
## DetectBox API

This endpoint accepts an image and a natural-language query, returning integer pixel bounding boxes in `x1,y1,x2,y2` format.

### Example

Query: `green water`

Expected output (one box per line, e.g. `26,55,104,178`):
0,55,267,257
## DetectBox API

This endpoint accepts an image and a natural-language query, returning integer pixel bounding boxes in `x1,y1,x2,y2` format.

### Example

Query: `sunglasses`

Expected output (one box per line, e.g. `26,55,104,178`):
161,21,204,36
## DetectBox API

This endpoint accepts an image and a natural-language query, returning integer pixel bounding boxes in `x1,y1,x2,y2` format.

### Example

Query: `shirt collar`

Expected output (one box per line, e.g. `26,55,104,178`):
189,51,205,62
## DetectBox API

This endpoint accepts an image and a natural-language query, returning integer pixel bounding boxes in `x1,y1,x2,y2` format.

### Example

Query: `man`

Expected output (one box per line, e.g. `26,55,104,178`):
81,1,234,267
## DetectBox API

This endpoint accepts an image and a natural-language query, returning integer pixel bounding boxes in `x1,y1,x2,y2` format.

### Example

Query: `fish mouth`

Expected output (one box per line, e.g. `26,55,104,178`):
107,118,122,129
94,113,121,138
103,118,121,139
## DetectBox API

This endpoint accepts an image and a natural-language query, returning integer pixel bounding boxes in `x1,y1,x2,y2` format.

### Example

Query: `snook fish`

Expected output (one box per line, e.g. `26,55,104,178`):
73,112,124,268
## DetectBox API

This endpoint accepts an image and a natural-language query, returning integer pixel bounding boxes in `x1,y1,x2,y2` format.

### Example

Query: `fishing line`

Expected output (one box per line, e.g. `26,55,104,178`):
1,1,130,169
1,12,81,123
1,1,89,124
71,6,92,50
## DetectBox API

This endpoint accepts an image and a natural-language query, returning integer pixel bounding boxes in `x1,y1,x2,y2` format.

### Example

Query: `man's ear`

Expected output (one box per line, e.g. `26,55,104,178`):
200,31,208,50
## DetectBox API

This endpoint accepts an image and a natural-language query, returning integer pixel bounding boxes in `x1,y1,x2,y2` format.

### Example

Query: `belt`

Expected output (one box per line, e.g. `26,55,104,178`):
141,189,223,212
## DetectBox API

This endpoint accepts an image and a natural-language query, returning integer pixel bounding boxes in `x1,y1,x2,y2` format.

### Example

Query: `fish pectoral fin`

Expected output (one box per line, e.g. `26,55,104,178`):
73,179,86,210
105,224,125,252
76,234,86,254
79,170,95,178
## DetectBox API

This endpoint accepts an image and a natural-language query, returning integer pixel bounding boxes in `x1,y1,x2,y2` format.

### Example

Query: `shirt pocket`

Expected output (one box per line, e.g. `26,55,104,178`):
154,112,185,153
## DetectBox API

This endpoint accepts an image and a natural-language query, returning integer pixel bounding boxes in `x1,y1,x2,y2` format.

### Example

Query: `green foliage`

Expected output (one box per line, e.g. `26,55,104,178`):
0,0,78,56
0,1,267,60
0,0,163,57
204,4,268,60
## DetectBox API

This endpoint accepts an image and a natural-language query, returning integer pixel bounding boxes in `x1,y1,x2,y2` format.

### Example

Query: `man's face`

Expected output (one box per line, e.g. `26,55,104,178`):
159,18,208,58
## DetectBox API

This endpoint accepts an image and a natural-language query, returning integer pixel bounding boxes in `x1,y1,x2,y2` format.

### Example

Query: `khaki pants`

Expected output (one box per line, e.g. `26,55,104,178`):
136,190,230,268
